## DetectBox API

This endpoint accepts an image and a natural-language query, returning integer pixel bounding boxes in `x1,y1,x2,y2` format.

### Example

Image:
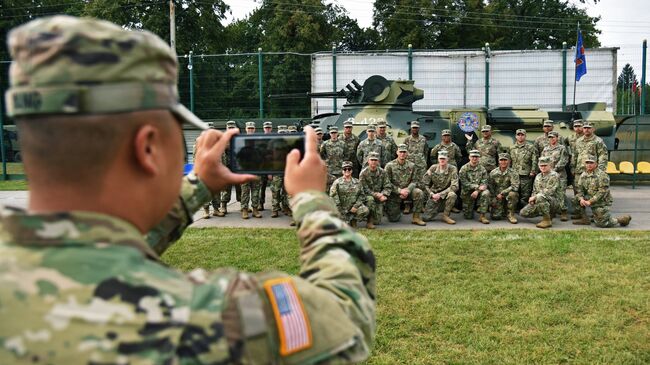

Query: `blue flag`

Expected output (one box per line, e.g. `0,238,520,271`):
575,30,587,81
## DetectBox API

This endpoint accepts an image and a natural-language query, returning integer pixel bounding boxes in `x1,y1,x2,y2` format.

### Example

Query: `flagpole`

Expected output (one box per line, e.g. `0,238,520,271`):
573,22,579,113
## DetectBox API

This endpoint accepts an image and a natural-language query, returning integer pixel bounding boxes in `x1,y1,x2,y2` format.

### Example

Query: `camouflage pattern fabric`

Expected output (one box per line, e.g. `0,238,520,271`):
510,141,538,207
403,134,428,171
330,177,370,223
575,169,618,227
421,164,459,221
0,183,376,364
534,134,568,155
194,142,219,210
488,167,520,219
342,133,360,175
429,142,462,168
567,133,583,175
377,134,398,163
574,134,608,175
384,159,424,221
241,179,261,210
359,166,392,224
467,137,501,172
320,139,346,177
459,163,491,218
270,175,284,212
520,171,559,218
542,144,569,213
357,139,386,170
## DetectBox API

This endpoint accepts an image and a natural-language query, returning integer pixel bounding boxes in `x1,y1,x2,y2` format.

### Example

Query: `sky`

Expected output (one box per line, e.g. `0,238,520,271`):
223,0,650,76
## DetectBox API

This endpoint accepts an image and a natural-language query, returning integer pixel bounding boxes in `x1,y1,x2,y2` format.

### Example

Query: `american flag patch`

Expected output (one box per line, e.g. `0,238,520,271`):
264,278,312,355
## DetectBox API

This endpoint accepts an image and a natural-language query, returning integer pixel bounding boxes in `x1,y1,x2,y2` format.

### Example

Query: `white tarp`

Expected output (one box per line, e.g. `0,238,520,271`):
311,48,616,114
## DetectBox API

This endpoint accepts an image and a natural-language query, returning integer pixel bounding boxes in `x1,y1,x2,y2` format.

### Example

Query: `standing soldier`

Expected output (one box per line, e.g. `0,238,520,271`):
341,118,360,175
404,120,428,171
359,152,391,229
240,122,262,219
357,124,385,169
384,144,426,225
315,127,324,149
510,128,538,208
568,119,584,177
377,120,397,163
330,161,370,228
215,120,239,217
258,120,274,212
421,150,458,224
542,131,569,220
465,124,501,173
520,156,559,228
429,129,462,168
488,153,520,224
459,150,491,224
573,156,631,227
320,126,346,193
193,138,217,218
572,121,608,219
270,128,288,218
534,120,568,155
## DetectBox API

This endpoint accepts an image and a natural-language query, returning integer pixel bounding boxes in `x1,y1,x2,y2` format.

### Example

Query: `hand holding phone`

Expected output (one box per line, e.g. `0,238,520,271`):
230,133,305,175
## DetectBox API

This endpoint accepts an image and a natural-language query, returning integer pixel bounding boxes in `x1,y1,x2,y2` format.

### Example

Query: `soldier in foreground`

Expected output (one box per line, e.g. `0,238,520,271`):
0,16,376,364
429,129,462,168
359,152,391,229
240,122,262,219
384,144,426,225
520,156,559,228
421,151,458,224
509,128,538,208
541,131,569,221
466,125,501,173
459,150,491,224
330,161,370,228
488,153,519,224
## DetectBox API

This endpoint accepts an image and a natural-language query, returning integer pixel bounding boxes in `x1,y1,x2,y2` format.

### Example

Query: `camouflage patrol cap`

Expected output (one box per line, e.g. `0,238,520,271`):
226,120,237,129
368,152,380,160
314,127,323,134
437,150,448,159
516,129,526,135
499,153,510,160
584,155,596,162
329,126,339,133
277,129,287,134
410,121,420,128
277,125,287,131
245,122,256,129
582,122,593,128
377,120,387,127
263,121,273,128
397,144,408,152
367,124,377,132
343,119,354,127
287,125,298,132
481,125,492,132
543,120,554,127
342,161,354,169
469,149,480,157
538,156,551,165
441,129,451,136
573,119,584,127
5,16,208,129
547,131,559,138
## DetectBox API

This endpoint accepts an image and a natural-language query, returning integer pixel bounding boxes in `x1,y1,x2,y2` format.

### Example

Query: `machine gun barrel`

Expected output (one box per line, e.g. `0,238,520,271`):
306,90,348,98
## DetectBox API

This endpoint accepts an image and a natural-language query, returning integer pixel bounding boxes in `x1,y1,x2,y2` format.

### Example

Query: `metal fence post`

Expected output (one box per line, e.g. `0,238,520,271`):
188,51,194,113
484,43,491,109
258,47,264,119
408,44,413,80
0,87,6,181
633,39,647,189
562,42,567,111
332,45,337,113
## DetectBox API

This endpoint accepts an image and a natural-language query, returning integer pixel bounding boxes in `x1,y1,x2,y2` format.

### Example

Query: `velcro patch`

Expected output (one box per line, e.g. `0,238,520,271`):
264,278,312,356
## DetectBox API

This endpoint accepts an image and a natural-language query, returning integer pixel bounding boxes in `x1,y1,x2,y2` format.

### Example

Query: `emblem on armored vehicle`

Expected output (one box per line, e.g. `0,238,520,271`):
457,112,480,133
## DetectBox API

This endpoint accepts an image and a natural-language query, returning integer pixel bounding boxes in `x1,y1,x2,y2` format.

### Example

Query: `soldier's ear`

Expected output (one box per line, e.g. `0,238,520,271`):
133,124,163,176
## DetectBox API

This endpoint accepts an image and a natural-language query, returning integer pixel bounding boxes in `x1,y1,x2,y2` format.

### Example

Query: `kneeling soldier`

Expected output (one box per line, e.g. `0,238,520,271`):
359,152,391,229
330,161,370,228
459,149,490,224
520,156,558,228
488,153,520,223
421,150,458,224
573,155,631,227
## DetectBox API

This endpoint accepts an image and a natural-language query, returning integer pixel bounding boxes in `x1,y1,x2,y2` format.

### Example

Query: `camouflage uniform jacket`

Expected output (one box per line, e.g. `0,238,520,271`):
359,166,392,197
357,138,386,168
377,134,397,162
403,134,428,168
510,142,538,176
320,138,346,176
535,134,568,155
574,134,608,174
466,137,501,171
459,163,488,192
342,133,360,165
575,168,613,207
330,177,366,214
541,144,569,175
532,171,560,202
0,180,376,364
429,142,462,167
385,159,422,194
567,133,583,158
421,164,459,198
488,167,520,196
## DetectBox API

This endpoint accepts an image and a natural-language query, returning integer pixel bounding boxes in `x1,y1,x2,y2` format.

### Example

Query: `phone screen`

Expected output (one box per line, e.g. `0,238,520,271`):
230,133,305,174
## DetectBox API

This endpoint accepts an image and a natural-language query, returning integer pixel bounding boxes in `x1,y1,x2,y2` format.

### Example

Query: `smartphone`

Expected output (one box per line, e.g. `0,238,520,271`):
229,133,305,174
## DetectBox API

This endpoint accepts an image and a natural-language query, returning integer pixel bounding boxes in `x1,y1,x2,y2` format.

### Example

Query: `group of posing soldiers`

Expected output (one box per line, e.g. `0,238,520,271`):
323,118,631,229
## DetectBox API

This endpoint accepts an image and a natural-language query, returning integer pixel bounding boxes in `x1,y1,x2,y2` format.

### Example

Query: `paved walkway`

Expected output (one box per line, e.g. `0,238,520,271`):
0,186,647,230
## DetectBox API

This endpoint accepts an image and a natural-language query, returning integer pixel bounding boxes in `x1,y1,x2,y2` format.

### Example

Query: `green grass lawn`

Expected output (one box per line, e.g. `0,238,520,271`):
163,228,650,364
0,163,27,190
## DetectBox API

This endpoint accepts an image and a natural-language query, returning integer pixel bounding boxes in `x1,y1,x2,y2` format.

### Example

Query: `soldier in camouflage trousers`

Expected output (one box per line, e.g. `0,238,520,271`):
342,119,361,176
572,122,608,219
240,122,262,219
377,120,398,163
459,150,491,224
357,124,386,170
384,144,426,225
421,150,458,224
567,119,584,177
541,131,569,221
488,153,520,223
510,128,538,208
404,120,428,171
429,129,462,168
214,121,239,217
330,161,370,228
0,17,375,365
193,139,218,218
520,156,559,228
359,152,391,229
466,124,501,173
320,126,346,192
573,156,631,227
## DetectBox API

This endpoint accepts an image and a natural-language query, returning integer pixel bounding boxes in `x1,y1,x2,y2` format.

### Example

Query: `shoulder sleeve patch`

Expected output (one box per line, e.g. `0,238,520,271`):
263,277,312,356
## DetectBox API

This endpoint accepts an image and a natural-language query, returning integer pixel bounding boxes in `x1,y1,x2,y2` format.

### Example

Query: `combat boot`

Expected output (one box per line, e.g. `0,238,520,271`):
616,215,632,227
215,203,226,217
441,209,456,225
403,203,411,215
560,211,569,221
258,203,264,211
479,214,490,224
252,208,262,218
366,217,375,229
536,215,552,229
572,215,590,225
507,212,518,224
571,212,582,220
283,207,292,217
350,219,357,228
241,208,249,220
411,213,426,226
451,207,461,214
203,207,210,219
271,210,279,218
289,219,296,226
